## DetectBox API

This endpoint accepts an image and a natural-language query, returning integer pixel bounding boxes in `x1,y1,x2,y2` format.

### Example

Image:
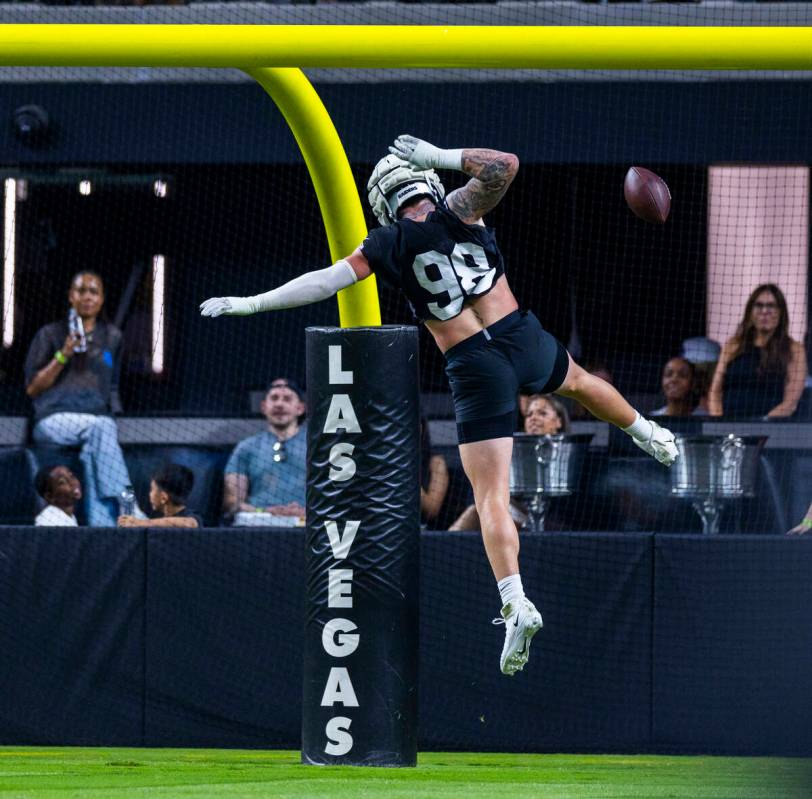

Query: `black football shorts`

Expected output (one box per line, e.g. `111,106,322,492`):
443,310,569,444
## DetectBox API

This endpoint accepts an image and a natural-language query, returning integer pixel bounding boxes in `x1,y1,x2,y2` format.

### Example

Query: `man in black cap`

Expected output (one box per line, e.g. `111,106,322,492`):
223,377,307,525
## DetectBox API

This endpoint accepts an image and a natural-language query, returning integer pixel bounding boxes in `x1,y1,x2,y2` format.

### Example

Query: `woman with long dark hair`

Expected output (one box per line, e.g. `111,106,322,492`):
708,283,807,417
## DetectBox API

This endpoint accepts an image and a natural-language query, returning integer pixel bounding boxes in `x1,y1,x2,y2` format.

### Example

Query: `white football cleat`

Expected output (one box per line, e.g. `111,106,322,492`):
632,419,679,466
493,597,543,676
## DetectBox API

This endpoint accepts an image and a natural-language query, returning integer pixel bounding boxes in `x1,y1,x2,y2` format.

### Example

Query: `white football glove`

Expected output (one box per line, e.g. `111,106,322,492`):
199,296,254,317
199,261,358,319
388,134,463,172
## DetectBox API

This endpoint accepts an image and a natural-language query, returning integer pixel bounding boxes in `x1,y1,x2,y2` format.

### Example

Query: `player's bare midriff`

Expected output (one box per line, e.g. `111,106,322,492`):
424,275,519,353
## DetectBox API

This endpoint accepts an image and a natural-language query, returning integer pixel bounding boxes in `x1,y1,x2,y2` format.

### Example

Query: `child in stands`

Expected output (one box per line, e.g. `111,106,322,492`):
118,463,201,528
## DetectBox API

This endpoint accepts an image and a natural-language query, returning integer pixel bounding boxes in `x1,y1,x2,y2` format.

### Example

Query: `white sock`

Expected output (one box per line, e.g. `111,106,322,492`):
622,411,653,442
498,574,525,610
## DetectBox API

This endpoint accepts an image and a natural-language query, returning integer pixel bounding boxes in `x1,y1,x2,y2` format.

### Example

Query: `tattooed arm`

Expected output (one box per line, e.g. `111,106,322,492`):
446,148,520,224
388,134,519,225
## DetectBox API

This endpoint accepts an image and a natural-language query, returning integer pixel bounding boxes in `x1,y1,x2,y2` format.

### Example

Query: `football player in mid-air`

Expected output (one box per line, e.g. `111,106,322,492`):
201,135,678,676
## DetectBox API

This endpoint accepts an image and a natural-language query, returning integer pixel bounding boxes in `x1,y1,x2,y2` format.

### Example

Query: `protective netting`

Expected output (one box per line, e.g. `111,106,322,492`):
0,2,809,538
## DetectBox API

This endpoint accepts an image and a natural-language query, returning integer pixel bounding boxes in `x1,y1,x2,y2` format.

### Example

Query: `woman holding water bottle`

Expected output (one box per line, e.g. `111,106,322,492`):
24,271,141,527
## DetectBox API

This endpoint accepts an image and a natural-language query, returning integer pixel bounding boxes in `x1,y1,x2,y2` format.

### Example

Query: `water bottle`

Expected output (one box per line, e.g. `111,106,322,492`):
119,485,135,517
68,308,87,353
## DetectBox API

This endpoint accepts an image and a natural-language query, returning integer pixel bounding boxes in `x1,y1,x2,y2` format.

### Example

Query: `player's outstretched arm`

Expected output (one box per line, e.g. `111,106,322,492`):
200,253,370,318
389,134,519,224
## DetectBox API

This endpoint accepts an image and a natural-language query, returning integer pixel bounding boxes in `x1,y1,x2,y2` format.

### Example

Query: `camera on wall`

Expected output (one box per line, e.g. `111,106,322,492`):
11,104,52,147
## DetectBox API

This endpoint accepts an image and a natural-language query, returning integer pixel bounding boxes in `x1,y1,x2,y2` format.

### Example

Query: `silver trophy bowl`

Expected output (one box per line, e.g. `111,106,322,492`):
509,433,593,532
670,434,766,534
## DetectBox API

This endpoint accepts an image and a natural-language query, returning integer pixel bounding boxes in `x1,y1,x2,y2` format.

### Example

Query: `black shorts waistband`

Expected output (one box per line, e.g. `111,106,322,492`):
443,310,524,360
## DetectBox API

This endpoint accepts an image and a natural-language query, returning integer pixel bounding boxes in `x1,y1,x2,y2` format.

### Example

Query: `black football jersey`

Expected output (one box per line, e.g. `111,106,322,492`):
360,202,505,321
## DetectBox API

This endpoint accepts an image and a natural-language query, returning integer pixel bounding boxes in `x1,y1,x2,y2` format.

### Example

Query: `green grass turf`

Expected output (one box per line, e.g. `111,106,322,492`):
0,748,810,799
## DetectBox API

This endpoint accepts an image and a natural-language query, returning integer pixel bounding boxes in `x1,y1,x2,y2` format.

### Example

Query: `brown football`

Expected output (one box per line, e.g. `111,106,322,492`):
623,166,671,224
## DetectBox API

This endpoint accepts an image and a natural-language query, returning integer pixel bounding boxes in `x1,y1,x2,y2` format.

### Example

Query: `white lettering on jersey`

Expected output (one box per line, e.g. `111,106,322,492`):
411,242,493,320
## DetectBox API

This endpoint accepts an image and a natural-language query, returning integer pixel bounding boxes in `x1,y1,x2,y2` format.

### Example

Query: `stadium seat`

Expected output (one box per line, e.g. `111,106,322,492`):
744,452,790,535
0,447,39,524
794,387,812,420
606,456,700,534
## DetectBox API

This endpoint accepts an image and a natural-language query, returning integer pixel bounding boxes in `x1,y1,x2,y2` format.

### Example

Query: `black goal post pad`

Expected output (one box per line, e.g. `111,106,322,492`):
303,325,420,766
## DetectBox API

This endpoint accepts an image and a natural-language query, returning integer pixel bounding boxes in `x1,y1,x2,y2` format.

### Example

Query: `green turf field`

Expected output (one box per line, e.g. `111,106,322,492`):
1,748,811,799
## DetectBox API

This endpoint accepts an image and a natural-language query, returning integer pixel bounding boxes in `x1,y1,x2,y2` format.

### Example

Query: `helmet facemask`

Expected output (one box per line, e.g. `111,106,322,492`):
367,154,445,226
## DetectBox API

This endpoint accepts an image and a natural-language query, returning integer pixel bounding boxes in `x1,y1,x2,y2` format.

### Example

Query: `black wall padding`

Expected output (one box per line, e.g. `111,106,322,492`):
0,529,810,756
0,528,145,745
419,531,653,752
653,535,812,756
303,326,421,766
144,528,304,748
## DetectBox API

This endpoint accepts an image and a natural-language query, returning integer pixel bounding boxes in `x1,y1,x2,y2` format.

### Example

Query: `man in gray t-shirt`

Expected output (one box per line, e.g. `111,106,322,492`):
224,377,307,525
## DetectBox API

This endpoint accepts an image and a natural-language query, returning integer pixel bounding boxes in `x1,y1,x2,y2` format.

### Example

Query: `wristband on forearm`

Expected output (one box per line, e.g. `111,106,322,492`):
431,148,464,171
802,518,812,530
54,350,68,365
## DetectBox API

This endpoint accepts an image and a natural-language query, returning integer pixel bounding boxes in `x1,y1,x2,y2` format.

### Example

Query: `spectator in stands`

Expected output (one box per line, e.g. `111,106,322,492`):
709,284,807,418
25,271,139,527
224,377,307,525
118,463,201,528
34,464,82,527
650,356,705,417
420,417,449,528
788,501,812,535
523,394,570,435
450,395,569,532
680,336,721,416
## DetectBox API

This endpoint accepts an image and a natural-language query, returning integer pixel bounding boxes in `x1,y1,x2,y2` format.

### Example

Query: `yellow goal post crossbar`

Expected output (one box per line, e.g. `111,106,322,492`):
4,24,812,326
0,26,811,69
